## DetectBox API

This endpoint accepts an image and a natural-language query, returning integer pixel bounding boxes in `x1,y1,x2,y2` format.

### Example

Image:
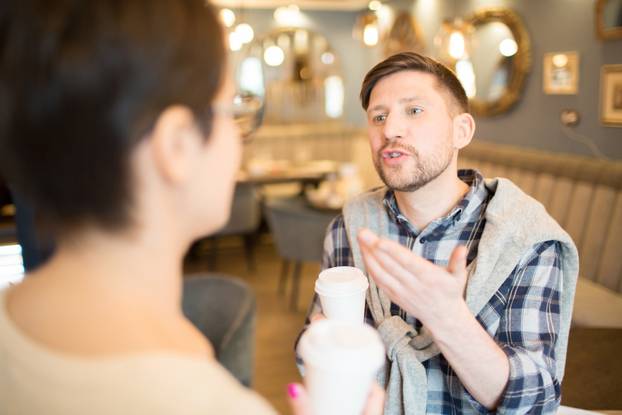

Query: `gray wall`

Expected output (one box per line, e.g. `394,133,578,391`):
240,0,622,159
448,0,622,160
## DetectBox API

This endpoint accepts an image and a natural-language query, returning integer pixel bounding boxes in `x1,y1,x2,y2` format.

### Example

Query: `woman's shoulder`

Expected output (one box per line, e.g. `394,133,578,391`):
0,288,277,415
113,355,278,415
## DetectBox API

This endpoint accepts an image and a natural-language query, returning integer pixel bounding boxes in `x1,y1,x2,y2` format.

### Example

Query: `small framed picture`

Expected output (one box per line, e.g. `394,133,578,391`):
543,51,579,95
600,64,622,127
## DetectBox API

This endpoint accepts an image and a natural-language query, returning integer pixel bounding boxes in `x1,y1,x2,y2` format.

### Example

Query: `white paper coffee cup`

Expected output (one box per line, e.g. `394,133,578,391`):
315,266,369,324
298,320,385,415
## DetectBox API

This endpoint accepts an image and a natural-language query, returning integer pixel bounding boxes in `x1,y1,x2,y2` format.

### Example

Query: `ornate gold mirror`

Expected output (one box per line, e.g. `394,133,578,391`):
236,28,344,125
595,0,622,40
463,8,531,117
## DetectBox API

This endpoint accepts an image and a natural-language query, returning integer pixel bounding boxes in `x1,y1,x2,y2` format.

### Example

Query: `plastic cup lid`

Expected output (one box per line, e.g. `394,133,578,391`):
315,267,369,297
298,320,385,373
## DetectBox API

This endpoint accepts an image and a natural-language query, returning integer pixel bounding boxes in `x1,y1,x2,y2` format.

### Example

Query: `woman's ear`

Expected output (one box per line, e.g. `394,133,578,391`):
452,112,476,150
148,105,202,185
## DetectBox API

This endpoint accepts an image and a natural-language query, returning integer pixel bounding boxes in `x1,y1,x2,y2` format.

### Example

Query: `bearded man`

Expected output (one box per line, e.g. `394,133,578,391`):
296,52,578,415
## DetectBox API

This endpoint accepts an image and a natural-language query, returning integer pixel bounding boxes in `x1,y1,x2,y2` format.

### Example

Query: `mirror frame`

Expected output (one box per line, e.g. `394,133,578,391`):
240,27,344,125
466,8,531,117
383,11,426,58
595,0,622,40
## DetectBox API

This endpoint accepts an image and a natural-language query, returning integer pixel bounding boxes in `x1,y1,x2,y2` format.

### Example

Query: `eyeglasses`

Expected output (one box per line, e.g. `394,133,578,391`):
213,93,264,144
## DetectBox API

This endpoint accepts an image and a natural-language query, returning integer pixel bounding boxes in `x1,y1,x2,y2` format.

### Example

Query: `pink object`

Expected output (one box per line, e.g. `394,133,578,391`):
287,383,300,399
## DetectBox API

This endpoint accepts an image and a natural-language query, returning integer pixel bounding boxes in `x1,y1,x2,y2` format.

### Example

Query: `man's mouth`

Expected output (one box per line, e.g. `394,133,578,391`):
383,151,403,159
381,149,410,160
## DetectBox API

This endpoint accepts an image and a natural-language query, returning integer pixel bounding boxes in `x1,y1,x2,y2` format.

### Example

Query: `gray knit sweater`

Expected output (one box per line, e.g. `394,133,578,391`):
342,178,579,415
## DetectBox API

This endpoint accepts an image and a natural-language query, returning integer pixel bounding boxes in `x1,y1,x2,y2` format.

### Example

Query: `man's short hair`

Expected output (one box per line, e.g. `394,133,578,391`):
360,52,469,115
0,0,225,234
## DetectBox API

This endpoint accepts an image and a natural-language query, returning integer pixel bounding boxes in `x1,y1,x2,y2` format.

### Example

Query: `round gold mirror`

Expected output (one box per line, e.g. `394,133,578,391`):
595,0,622,40
465,8,531,117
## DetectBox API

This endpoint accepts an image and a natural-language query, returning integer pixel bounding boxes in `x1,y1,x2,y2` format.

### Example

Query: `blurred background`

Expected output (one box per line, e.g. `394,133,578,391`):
1,0,621,413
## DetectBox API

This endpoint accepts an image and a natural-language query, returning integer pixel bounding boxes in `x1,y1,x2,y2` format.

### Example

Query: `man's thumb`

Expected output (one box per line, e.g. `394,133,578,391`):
448,245,467,279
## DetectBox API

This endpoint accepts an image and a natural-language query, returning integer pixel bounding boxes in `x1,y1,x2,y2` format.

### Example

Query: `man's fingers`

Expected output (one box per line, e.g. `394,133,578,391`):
362,229,438,277
365,240,422,288
360,244,402,298
358,228,380,249
448,245,467,279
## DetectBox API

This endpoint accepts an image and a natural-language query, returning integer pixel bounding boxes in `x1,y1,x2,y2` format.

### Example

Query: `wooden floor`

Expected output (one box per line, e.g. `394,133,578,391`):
185,237,622,412
184,238,318,414
3,232,621,411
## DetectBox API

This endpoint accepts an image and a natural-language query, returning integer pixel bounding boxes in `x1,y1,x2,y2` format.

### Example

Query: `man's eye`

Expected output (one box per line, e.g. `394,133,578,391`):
372,114,386,124
407,107,423,116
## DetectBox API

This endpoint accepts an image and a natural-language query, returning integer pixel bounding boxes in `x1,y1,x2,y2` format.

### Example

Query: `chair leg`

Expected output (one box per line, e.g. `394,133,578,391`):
290,260,302,311
278,259,290,295
206,238,219,271
242,234,257,273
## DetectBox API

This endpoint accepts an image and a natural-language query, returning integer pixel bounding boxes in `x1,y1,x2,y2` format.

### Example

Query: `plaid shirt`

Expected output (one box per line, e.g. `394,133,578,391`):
297,170,563,414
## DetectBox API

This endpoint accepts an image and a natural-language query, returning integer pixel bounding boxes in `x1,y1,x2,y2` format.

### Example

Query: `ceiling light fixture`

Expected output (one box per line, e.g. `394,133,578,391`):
219,8,236,28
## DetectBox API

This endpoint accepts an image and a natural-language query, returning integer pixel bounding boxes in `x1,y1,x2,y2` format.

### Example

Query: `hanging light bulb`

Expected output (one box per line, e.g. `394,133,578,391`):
228,31,242,51
354,12,380,47
455,59,476,98
235,23,254,44
264,45,285,66
321,51,335,65
363,23,379,46
552,53,569,68
274,5,303,26
368,0,382,11
375,3,393,32
433,18,473,64
448,30,466,59
219,8,236,28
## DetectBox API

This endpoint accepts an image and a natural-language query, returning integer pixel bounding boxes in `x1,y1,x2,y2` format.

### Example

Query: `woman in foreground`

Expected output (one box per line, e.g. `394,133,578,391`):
0,1,380,414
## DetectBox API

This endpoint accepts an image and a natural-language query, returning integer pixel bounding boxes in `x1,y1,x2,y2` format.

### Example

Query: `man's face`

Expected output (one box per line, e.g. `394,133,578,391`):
366,70,457,192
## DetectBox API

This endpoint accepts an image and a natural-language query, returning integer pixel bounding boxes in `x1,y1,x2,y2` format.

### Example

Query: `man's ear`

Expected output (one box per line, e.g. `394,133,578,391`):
149,105,202,185
452,112,476,150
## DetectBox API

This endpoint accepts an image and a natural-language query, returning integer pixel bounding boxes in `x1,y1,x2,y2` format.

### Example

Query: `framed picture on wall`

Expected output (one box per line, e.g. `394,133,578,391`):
600,64,622,127
543,51,579,95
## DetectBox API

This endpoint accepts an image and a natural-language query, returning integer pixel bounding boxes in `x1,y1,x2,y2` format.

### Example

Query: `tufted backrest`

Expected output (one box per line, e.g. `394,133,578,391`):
460,140,622,294
245,125,622,294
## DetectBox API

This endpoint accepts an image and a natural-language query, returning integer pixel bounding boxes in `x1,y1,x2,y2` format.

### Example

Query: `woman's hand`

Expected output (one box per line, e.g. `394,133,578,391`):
287,382,384,415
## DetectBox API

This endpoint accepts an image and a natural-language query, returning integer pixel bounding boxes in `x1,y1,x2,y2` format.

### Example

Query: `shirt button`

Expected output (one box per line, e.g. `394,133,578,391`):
419,237,427,244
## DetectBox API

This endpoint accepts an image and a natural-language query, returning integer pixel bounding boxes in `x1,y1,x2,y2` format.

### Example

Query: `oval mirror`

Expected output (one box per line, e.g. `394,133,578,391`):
596,0,622,40
236,28,344,125
463,8,531,117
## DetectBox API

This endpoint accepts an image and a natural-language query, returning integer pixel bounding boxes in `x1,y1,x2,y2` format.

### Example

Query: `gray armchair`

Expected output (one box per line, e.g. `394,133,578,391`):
193,183,262,272
182,274,256,387
264,196,337,310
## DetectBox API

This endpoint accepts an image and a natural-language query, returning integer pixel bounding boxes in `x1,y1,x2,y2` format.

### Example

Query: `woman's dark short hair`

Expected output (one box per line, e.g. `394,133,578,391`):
360,52,469,114
0,0,225,234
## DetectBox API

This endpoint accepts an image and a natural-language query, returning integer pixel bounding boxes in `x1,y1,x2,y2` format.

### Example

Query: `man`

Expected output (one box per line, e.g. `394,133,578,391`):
296,52,578,414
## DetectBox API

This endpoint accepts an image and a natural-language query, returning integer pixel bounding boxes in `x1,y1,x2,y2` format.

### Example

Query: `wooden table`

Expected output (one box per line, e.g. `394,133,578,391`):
561,327,622,410
236,160,338,189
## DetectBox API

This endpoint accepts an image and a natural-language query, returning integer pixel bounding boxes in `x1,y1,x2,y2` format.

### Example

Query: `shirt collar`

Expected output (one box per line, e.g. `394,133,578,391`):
382,169,488,232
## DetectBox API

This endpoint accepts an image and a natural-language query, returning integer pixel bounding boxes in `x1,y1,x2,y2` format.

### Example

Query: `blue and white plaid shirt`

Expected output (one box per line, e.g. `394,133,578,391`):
297,169,563,414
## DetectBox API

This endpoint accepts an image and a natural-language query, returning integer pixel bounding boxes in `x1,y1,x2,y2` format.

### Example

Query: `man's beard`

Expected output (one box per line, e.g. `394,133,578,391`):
373,143,454,192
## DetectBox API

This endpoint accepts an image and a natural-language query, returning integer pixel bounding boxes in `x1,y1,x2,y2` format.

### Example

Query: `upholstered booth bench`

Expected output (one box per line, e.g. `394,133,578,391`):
458,140,622,328
247,124,622,328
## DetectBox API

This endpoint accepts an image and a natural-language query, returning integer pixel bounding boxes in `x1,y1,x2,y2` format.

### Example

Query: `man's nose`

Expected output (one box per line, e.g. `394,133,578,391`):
383,112,406,141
